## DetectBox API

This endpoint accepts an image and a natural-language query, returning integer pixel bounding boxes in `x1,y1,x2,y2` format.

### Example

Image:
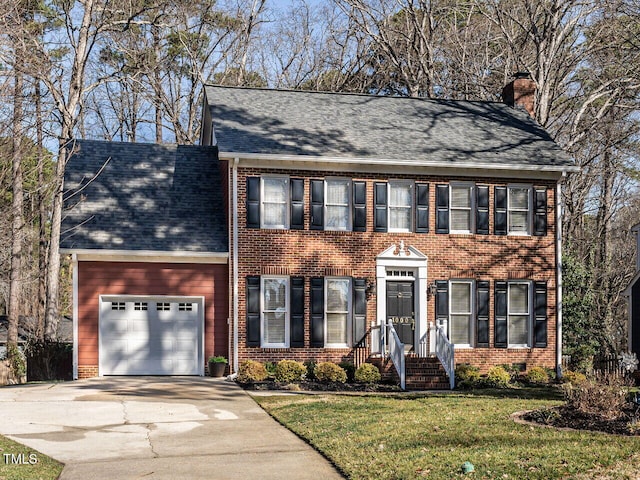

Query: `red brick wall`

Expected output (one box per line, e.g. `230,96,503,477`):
233,167,558,372
77,261,228,378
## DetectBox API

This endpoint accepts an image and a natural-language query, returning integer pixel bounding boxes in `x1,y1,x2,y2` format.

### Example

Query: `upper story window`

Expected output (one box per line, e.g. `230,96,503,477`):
388,181,413,232
262,177,289,229
325,179,350,230
495,185,547,236
436,183,488,235
374,181,428,233
310,178,366,231
246,176,304,230
450,184,474,234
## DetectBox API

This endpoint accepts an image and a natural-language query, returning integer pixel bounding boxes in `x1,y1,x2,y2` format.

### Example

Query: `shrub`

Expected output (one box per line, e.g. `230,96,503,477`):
485,366,511,388
562,370,587,385
354,363,381,384
563,373,629,420
499,363,524,383
339,361,356,382
314,362,347,383
237,360,268,383
455,364,481,389
304,359,317,380
264,361,277,377
274,360,306,383
525,366,550,385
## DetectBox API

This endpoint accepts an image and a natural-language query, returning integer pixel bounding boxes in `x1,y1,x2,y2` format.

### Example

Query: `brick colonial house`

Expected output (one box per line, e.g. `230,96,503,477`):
61,77,575,387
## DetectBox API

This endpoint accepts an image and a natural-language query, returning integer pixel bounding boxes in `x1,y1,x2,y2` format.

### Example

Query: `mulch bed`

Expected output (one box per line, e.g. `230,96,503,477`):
238,380,402,392
522,404,640,436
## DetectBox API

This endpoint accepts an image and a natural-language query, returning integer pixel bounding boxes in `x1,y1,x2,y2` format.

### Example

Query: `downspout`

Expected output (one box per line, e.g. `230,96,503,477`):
232,158,239,373
556,172,565,379
72,253,78,380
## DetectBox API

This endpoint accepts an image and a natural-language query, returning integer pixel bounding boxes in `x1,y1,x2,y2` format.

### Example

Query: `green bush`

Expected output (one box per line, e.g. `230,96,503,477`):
525,366,550,385
455,364,481,389
274,360,306,382
264,361,277,377
304,359,317,380
339,361,356,382
314,362,347,383
354,363,381,384
485,366,511,388
237,360,268,383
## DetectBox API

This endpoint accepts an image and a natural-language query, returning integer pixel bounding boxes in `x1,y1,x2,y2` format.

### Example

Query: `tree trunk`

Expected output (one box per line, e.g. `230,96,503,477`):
8,65,24,377
35,80,47,341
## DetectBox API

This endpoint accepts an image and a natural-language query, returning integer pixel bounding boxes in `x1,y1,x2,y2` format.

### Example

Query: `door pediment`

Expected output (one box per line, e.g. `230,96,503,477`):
377,241,427,261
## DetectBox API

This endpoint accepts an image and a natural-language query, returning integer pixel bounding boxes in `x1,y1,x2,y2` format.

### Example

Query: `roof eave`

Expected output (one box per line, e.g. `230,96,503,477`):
218,151,578,176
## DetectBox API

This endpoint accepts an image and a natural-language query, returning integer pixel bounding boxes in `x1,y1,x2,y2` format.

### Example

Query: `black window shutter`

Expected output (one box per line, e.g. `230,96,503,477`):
290,179,304,230
494,281,507,348
353,181,367,232
435,280,448,324
476,280,490,347
290,277,305,347
310,277,325,347
246,276,261,347
246,177,260,228
534,281,548,347
534,187,547,236
494,186,507,235
476,185,489,235
415,183,429,233
353,278,367,345
374,182,388,232
436,184,449,234
310,179,324,230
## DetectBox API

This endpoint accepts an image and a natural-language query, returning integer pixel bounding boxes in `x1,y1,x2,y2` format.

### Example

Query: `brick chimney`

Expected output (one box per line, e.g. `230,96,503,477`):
502,72,536,117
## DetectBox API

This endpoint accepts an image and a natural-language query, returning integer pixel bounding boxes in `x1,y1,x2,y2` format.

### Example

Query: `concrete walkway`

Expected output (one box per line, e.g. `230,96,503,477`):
0,377,344,479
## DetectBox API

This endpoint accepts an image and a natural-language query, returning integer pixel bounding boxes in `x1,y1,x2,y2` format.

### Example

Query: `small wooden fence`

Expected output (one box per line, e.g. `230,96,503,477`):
562,354,624,376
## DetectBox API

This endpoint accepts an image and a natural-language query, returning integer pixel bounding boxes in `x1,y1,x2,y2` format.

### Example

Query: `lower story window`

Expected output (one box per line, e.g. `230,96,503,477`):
449,281,473,346
508,282,530,347
325,277,351,347
262,276,289,347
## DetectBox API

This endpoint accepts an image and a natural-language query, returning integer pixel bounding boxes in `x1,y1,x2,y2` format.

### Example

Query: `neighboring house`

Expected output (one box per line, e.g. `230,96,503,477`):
625,223,640,355
62,76,576,387
0,315,72,358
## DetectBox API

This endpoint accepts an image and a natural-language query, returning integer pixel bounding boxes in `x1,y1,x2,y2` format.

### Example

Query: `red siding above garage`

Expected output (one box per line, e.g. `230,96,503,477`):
77,261,228,378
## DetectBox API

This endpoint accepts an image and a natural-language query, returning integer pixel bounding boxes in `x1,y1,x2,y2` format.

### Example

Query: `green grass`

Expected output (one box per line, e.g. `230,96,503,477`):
0,435,63,480
256,388,640,480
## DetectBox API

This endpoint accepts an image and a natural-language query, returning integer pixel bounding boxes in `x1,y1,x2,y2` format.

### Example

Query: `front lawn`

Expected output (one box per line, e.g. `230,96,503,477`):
0,435,63,480
256,389,640,479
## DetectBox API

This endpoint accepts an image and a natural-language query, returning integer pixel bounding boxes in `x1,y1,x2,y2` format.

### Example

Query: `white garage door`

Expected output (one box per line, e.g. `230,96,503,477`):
99,296,204,375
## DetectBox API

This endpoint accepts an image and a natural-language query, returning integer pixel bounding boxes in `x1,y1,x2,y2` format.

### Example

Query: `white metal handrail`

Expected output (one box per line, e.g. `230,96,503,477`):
386,320,406,390
435,324,455,389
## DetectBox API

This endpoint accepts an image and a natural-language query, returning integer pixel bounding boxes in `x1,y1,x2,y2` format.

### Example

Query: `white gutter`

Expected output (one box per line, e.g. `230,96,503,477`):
72,253,79,380
218,151,579,174
556,173,565,378
232,158,239,373
60,249,228,264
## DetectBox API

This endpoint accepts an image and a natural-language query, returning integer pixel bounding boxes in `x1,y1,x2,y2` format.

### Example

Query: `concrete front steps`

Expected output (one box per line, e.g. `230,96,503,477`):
369,356,452,390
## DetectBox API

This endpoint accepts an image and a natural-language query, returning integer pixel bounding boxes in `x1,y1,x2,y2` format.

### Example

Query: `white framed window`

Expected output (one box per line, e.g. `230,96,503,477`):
325,178,351,231
156,302,170,311
134,302,148,311
388,181,412,232
178,303,194,311
450,183,474,234
261,276,289,348
111,302,125,311
508,186,531,235
261,177,289,229
449,280,473,347
508,282,531,347
325,277,351,347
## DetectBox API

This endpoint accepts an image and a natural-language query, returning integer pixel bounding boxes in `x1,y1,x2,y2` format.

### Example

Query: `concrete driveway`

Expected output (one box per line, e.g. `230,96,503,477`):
0,377,344,479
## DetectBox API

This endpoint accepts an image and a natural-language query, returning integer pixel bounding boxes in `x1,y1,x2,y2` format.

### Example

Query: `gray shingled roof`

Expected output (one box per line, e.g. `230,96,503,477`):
61,140,227,253
204,85,572,168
